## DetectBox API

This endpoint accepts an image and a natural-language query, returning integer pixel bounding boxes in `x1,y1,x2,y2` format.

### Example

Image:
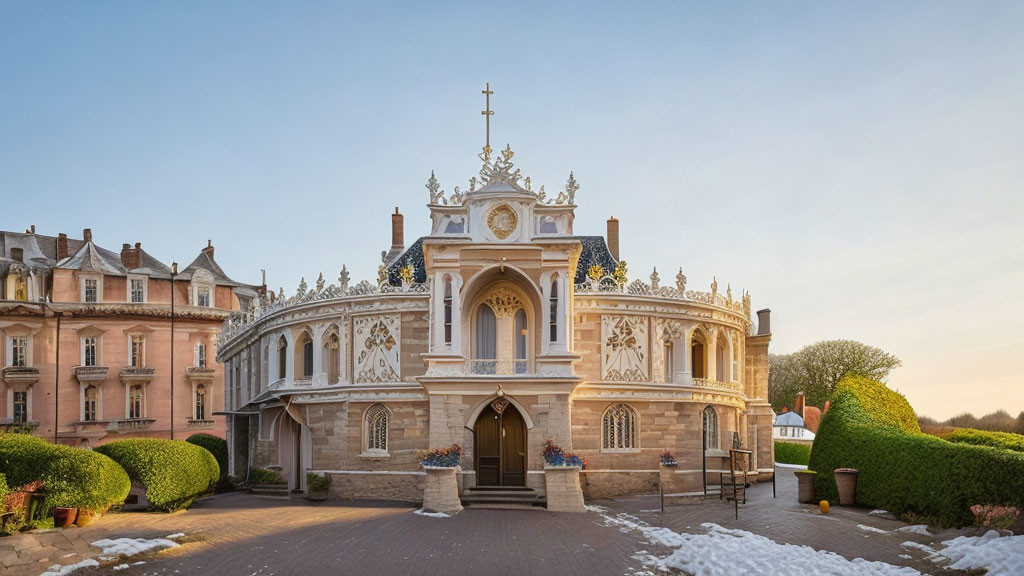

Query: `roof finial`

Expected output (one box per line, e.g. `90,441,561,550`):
481,82,494,162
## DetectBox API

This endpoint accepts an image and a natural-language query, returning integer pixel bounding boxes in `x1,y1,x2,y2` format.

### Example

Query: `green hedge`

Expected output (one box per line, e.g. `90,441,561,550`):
774,441,812,466
95,438,219,512
186,433,231,492
940,428,1024,454
808,375,1024,527
249,468,283,485
0,433,130,513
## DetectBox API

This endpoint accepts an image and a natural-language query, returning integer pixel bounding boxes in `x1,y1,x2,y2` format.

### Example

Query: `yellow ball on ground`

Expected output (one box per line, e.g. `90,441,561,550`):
819,500,830,514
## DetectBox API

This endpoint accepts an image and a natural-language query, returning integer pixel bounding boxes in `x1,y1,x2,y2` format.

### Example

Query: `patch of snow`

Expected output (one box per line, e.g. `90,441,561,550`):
932,530,1024,576
113,564,129,571
592,507,921,575
896,525,930,536
869,510,891,517
900,541,936,554
773,462,808,470
858,524,891,535
91,537,180,557
39,559,100,576
413,509,450,518
166,532,186,539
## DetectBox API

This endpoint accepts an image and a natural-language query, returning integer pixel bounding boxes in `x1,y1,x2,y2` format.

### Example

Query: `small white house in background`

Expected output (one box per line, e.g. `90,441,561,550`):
773,411,815,444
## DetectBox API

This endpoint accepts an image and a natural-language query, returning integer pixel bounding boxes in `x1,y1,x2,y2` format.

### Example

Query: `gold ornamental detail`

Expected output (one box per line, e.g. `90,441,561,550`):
487,204,518,240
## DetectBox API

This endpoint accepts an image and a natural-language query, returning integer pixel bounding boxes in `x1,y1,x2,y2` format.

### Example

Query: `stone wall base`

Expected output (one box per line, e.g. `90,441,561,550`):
327,472,424,502
580,470,658,499
545,467,586,513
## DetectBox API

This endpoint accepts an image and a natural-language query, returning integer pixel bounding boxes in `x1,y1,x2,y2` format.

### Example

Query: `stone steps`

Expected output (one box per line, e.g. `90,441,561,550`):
461,487,546,508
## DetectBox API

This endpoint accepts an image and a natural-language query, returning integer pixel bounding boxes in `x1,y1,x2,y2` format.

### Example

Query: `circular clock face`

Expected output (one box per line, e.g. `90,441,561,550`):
487,204,518,240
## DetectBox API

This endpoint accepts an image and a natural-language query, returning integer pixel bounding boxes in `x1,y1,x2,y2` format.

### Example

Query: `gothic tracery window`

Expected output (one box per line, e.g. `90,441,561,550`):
602,403,638,450
365,404,389,453
703,406,719,450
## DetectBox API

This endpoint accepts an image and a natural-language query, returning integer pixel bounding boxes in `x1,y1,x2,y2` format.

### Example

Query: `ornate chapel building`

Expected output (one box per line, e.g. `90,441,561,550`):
218,141,774,501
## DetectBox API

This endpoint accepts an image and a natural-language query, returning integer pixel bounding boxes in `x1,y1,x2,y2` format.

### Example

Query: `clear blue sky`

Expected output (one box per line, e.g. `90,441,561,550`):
2,2,1022,419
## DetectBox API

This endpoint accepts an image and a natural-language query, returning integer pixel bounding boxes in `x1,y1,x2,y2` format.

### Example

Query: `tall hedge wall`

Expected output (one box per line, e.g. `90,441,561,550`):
186,433,230,492
940,428,1024,454
774,441,811,466
95,438,219,512
808,375,1024,527
0,433,130,513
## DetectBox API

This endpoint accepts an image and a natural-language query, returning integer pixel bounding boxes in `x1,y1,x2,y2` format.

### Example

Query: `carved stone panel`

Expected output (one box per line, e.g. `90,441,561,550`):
601,315,649,382
353,314,401,383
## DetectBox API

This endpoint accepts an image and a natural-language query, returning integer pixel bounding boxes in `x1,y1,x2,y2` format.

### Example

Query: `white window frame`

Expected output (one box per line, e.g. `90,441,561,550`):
81,335,101,367
128,334,146,367
127,275,148,303
81,383,102,422
9,388,31,423
7,335,30,368
125,383,146,419
80,274,102,303
193,382,208,420
195,341,207,368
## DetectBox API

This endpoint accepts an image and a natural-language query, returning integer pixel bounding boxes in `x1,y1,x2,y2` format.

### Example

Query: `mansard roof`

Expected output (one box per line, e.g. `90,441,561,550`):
384,235,617,287
179,249,242,287
56,242,125,275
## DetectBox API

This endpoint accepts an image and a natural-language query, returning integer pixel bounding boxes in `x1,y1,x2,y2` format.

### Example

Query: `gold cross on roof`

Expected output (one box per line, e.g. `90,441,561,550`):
481,82,494,161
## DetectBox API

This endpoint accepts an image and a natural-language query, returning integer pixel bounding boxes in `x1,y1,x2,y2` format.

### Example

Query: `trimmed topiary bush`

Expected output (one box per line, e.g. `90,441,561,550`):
940,428,1024,454
0,433,130,514
186,433,231,492
95,438,219,512
808,375,1024,527
774,441,811,466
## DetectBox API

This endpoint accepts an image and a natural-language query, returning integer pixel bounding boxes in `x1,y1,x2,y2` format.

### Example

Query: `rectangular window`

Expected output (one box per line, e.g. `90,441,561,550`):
10,337,28,367
13,391,28,423
130,279,145,303
130,336,145,367
198,288,211,307
84,279,98,303
128,385,144,419
83,386,97,421
197,343,207,368
83,337,97,367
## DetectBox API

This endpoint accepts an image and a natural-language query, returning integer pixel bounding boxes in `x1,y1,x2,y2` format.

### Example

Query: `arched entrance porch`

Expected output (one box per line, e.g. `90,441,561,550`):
473,398,527,486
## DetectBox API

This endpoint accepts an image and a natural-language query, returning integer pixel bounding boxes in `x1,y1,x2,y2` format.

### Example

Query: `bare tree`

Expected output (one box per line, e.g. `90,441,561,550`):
769,339,902,412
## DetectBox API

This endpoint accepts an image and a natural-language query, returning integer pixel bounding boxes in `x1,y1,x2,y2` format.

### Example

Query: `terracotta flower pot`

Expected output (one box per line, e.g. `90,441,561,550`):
53,507,78,528
834,468,859,506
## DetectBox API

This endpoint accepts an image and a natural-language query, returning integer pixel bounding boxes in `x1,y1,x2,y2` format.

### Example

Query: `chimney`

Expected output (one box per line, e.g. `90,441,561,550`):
391,207,404,251
606,216,619,261
11,247,23,262
202,239,214,258
57,233,68,260
120,243,141,270
83,228,92,243
794,392,805,417
29,225,35,234
756,308,771,335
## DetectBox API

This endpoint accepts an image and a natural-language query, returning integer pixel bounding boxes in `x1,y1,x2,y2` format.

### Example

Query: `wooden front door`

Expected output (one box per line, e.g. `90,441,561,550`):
474,399,526,486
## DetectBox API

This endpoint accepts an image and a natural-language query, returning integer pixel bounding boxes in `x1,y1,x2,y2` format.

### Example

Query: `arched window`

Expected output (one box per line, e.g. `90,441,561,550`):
195,384,207,420
475,304,497,360
703,406,719,450
129,385,144,419
549,279,558,343
365,404,389,453
83,385,98,421
303,337,314,377
602,403,638,450
443,280,453,345
691,330,706,379
325,333,340,383
277,336,287,380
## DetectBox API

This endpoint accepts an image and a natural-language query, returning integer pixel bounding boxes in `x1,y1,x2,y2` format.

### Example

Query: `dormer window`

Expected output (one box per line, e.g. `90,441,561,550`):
198,287,211,307
84,278,98,303
129,277,146,303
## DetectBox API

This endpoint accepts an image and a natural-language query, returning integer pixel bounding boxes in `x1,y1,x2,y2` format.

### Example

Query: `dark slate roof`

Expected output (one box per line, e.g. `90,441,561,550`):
383,235,617,287
179,250,242,287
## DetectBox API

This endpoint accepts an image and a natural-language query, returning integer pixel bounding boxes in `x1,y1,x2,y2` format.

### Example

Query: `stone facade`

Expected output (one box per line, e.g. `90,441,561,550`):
218,141,774,509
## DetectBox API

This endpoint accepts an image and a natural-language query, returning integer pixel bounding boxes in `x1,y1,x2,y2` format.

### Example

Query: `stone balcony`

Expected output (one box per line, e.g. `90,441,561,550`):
107,418,156,433
0,419,39,432
187,419,215,430
185,366,215,383
73,365,109,383
691,377,744,394
119,366,156,382
2,366,39,385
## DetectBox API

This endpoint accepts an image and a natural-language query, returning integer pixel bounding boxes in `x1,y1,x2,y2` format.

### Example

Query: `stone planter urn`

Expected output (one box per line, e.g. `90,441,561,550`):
421,466,463,515
659,463,680,494
544,466,586,513
834,468,859,506
794,470,817,504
